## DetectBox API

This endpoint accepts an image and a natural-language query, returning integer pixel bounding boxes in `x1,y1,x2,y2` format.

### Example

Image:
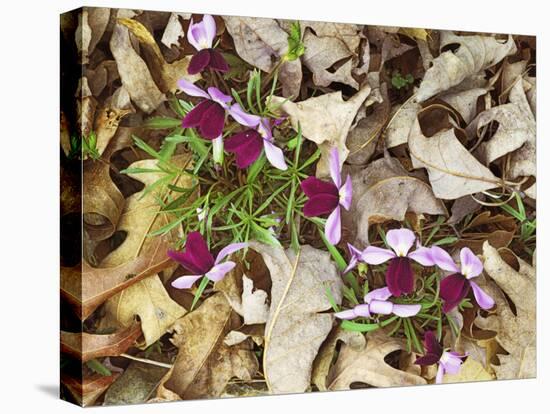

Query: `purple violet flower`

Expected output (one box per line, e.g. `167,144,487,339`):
335,287,421,320
345,228,435,297
178,79,258,141
168,231,247,289
431,246,495,313
301,148,352,245
225,114,287,170
415,331,466,384
186,15,228,75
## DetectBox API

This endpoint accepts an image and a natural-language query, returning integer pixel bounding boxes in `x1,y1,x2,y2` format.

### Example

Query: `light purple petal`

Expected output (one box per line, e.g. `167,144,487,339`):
348,243,363,258
360,246,396,265
368,300,393,315
171,274,203,289
205,261,236,282
215,242,247,264
386,228,416,256
343,243,361,273
178,79,209,99
207,87,232,107
440,352,463,375
470,281,495,310
343,255,358,274
408,246,436,267
201,15,216,48
430,246,460,273
392,304,422,317
339,174,353,210
460,247,484,279
353,304,371,318
334,309,357,320
186,19,201,50
263,140,288,170
364,287,392,303
325,206,341,245
329,147,341,188
257,119,273,140
435,363,445,384
227,103,261,127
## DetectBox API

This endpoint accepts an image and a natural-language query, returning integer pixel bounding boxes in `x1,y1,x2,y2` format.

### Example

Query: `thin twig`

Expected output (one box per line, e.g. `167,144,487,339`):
120,353,173,369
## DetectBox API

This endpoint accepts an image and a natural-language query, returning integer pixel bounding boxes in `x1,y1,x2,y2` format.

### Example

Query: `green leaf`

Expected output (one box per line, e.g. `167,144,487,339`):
251,222,282,247
86,359,112,376
286,21,305,61
341,316,399,332
145,116,182,129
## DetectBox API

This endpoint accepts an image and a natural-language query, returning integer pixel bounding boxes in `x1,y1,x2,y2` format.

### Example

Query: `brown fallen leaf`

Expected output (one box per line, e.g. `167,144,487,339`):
475,242,536,379
110,10,165,113
62,372,120,407
312,326,366,391
103,275,186,347
347,156,446,245
385,98,422,149
76,77,96,139
223,16,302,97
440,87,488,124
409,114,500,200
61,322,142,362
164,293,258,399
249,242,343,394
327,331,426,389
416,32,516,102
271,84,371,177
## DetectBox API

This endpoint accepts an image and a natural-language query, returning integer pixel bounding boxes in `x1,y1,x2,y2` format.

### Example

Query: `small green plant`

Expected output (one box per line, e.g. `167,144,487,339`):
391,70,414,90
82,131,100,160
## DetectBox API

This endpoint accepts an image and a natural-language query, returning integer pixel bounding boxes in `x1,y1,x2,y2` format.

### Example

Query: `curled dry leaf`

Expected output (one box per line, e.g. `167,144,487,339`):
385,98,422,149
249,242,343,394
271,83,371,177
61,322,142,362
103,275,186,347
409,115,500,200
161,13,186,48
347,156,446,245
416,32,516,102
440,87,488,124
62,372,120,407
117,17,201,94
475,242,536,379
327,331,426,389
223,16,302,97
76,77,96,139
110,13,165,113
216,273,269,325
165,293,258,399
312,326,366,391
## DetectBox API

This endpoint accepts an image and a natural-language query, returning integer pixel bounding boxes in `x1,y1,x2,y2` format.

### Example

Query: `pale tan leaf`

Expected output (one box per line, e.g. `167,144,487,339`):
250,242,343,394
442,358,494,383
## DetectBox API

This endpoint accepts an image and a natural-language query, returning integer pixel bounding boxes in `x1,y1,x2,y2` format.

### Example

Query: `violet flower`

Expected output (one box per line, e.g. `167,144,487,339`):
415,331,466,384
335,287,422,320
345,229,435,297
225,114,287,170
186,15,228,75
301,148,352,245
431,246,495,313
168,231,247,288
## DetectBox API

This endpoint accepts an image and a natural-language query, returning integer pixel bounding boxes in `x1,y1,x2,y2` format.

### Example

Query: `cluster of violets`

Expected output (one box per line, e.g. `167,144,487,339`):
335,227,495,382
167,15,494,385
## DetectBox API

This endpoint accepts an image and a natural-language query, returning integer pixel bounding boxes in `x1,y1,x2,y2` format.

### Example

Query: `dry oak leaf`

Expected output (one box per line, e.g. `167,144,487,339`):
216,273,269,325
385,98,422,149
470,80,535,169
475,242,536,379
327,331,426,389
409,116,500,200
103,275,185,348
442,357,494,384
249,242,343,394
110,12,165,113
223,16,302,97
76,7,110,64
312,326,366,391
165,293,258,399
348,156,446,245
117,17,200,94
416,32,516,102
61,322,142,362
271,83,371,177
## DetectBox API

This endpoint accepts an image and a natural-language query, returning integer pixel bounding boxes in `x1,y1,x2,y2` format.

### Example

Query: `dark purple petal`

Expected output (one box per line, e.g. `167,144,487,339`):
167,249,203,275
207,48,229,72
303,194,339,217
300,176,339,197
415,353,442,366
385,256,415,297
188,49,211,75
440,273,470,312
423,331,443,357
182,231,215,274
198,102,225,139
225,130,263,168
182,100,214,128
